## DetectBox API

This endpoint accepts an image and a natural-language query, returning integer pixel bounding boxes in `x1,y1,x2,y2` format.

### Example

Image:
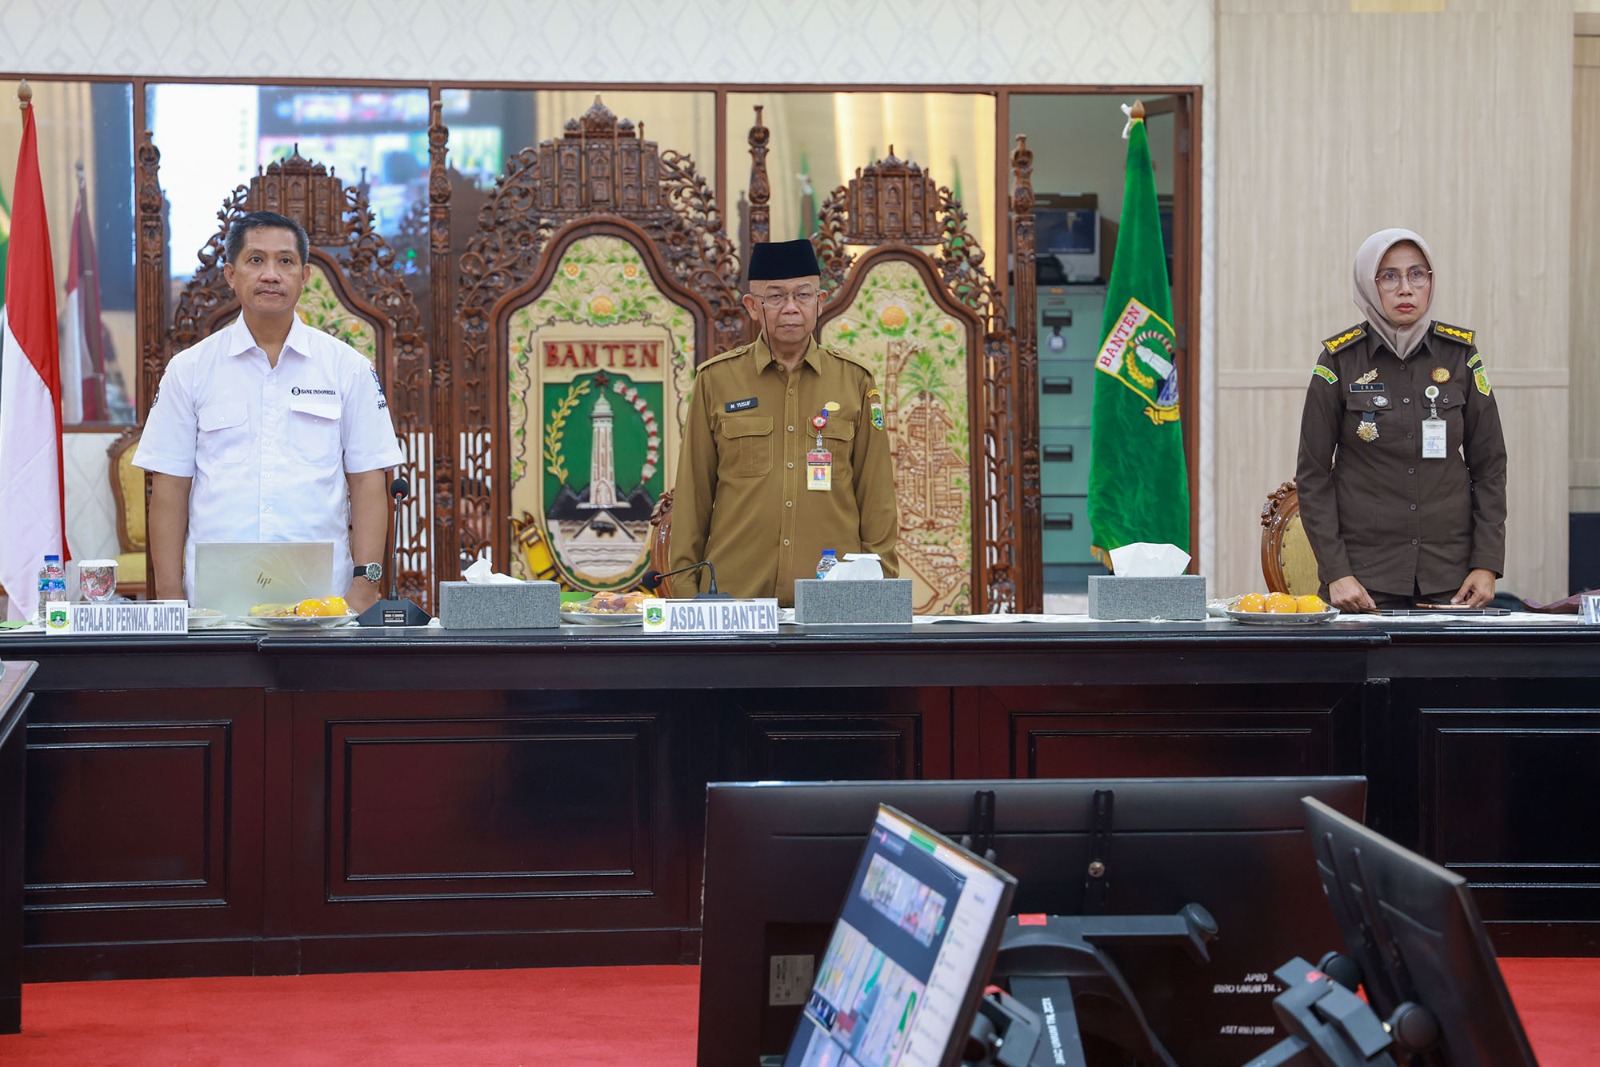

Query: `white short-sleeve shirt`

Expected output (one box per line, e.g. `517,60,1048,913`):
133,314,404,601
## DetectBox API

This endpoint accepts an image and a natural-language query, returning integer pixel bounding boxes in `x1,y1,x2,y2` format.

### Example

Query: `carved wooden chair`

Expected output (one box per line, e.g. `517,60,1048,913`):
452,97,744,595
743,118,1040,614
105,428,149,599
1260,480,1320,596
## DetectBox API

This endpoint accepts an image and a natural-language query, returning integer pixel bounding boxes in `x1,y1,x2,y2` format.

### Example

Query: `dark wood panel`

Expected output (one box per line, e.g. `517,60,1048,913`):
0,663,33,1035
333,722,657,894
717,688,952,782
289,691,692,943
21,689,265,949
966,685,1362,779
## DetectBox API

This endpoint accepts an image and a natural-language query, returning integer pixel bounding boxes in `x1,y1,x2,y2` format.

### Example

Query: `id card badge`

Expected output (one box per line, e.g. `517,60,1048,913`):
806,449,833,490
1421,418,1448,459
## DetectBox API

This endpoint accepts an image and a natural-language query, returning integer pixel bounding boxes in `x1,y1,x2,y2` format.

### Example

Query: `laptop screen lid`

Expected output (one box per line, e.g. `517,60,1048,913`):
193,541,335,617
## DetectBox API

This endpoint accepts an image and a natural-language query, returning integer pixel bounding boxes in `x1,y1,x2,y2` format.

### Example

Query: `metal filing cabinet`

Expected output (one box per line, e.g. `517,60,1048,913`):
1037,284,1105,592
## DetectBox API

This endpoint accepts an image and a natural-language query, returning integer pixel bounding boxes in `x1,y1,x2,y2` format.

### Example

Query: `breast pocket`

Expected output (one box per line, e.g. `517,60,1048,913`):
288,397,342,466
196,403,249,468
718,415,773,478
820,418,857,489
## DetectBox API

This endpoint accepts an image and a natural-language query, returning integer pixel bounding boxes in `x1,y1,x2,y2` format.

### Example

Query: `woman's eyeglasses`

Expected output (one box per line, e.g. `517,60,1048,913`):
1375,267,1432,291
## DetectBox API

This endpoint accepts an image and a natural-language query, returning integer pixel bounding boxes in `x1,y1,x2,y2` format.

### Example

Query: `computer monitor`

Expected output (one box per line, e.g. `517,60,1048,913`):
1288,797,1538,1066
781,804,1018,1067
698,776,1368,1067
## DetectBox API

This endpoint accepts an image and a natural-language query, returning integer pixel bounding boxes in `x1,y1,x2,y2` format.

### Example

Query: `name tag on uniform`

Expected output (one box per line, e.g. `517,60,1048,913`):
1347,382,1385,393
725,397,758,412
807,449,833,491
1421,418,1447,459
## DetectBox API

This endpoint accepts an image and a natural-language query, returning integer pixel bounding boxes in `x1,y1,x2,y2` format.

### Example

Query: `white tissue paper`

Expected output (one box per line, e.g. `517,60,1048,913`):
1108,542,1190,577
824,553,885,581
463,552,523,585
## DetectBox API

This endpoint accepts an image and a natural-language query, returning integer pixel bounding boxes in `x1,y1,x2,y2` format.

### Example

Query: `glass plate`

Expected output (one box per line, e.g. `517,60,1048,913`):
560,610,642,627
188,609,229,630
1224,608,1340,625
243,613,357,629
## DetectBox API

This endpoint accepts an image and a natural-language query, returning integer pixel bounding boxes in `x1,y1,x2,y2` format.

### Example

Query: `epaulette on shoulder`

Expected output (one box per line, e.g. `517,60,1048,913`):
695,343,754,371
1322,323,1367,356
1432,321,1474,346
824,344,876,374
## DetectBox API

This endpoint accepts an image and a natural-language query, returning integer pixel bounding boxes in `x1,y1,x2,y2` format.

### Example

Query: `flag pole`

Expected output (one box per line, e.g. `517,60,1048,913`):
18,79,29,112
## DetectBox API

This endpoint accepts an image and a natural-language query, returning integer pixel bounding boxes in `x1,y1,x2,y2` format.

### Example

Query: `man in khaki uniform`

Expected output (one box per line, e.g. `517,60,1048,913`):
668,239,898,605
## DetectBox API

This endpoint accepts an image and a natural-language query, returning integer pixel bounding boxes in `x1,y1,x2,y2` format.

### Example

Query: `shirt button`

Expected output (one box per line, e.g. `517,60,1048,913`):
788,389,795,396
787,462,795,469
786,500,793,508
1410,504,1417,511
1411,539,1419,546
1407,467,1415,474
1402,397,1411,404
783,539,790,547
1407,432,1415,440
788,425,795,432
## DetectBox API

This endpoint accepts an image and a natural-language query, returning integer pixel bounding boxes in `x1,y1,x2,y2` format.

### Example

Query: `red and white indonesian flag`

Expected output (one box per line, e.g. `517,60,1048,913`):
62,177,107,423
0,95,67,621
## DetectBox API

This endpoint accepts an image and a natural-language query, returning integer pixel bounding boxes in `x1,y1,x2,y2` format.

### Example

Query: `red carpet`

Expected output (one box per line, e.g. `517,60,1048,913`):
0,959,1590,1065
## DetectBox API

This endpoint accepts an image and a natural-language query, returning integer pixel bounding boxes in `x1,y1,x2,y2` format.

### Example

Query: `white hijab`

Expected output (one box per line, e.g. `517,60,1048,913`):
1352,228,1435,360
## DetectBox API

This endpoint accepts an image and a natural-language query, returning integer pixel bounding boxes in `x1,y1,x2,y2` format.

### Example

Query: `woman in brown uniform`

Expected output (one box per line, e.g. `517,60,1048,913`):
1295,228,1507,612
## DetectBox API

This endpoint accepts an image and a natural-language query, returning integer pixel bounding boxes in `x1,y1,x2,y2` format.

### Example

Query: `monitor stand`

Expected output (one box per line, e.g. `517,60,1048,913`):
964,905,1217,1067
1245,955,1438,1067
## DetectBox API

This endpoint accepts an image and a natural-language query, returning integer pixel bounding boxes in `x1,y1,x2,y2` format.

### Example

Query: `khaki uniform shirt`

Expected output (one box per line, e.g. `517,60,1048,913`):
1294,320,1507,597
668,336,899,605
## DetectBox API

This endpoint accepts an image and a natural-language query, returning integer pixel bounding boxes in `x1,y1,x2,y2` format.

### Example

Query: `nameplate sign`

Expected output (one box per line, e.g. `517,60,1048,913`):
641,598,779,634
44,600,190,636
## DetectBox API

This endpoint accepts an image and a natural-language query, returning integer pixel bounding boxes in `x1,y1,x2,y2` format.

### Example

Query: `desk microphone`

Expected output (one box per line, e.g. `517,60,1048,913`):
640,561,731,600
357,473,433,627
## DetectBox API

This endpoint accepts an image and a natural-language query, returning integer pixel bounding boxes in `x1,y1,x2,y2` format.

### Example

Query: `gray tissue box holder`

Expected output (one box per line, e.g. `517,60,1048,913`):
794,578,914,626
439,580,560,629
1087,574,1208,621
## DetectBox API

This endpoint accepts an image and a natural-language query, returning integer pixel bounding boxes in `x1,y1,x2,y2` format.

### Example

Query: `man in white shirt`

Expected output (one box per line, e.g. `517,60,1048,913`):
134,211,403,611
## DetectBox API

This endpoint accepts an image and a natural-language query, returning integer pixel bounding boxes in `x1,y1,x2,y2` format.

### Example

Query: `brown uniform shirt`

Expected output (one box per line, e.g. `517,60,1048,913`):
1295,320,1507,596
668,336,899,605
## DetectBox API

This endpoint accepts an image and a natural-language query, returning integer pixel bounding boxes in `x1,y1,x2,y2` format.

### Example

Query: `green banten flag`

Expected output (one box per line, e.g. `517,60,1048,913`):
1087,105,1190,563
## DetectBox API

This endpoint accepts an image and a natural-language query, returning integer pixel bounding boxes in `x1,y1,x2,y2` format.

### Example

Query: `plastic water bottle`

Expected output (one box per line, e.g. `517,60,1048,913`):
816,549,838,580
35,553,65,625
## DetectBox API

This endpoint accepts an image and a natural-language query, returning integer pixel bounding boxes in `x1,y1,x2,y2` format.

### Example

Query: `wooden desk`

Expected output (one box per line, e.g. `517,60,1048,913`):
0,660,36,1033
3,620,1599,980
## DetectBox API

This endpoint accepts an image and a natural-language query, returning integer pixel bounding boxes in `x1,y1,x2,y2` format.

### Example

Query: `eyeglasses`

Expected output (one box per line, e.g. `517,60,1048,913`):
1375,266,1432,291
755,288,819,310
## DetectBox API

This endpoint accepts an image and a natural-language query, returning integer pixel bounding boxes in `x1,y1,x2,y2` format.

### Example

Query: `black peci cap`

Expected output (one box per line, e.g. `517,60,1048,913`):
746,239,820,282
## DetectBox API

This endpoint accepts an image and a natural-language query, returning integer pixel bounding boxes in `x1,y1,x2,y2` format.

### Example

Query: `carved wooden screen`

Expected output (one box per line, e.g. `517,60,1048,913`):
746,121,1040,613
446,98,746,589
137,141,436,609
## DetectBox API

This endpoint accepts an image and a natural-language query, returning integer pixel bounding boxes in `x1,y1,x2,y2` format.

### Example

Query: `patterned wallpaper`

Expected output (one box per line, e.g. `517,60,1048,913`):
2,1,1211,84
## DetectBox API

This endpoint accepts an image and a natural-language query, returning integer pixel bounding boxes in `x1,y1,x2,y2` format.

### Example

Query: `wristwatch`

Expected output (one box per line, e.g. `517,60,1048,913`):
354,562,383,583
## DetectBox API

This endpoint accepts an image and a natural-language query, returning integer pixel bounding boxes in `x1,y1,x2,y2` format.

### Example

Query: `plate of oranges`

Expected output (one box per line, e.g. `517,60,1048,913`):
1224,592,1339,625
244,596,355,628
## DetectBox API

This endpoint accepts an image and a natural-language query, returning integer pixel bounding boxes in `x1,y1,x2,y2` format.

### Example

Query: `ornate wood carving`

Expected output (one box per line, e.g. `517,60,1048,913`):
426,99,460,590
134,130,167,593
746,106,771,246
448,96,746,574
1260,479,1300,595
748,109,1040,613
1009,136,1041,611
151,146,437,609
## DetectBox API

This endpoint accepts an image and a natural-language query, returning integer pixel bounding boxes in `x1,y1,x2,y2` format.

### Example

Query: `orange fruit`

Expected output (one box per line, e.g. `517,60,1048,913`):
1236,593,1267,613
318,595,350,617
295,598,325,617
1264,592,1299,613
1296,594,1327,613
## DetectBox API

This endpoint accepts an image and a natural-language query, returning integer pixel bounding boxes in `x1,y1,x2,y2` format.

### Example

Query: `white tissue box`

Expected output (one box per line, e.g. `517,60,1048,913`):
439,580,560,629
1087,575,1208,621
